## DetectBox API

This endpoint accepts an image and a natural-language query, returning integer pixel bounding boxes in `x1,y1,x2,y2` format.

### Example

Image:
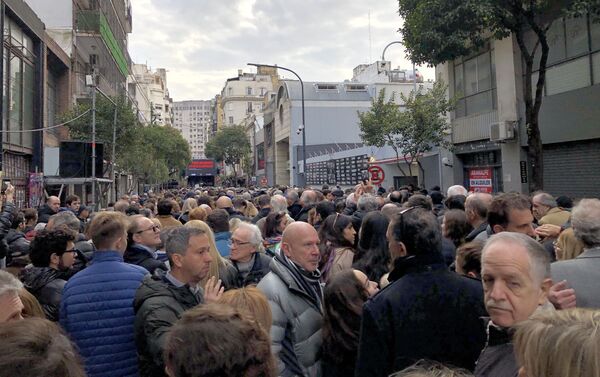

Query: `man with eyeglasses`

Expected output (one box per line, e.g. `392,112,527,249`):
125,215,167,274
228,223,272,287
355,207,487,377
19,228,78,321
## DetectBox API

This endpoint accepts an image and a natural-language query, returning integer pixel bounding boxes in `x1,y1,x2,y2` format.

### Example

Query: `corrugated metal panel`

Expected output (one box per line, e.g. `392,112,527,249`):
543,139,600,198
452,110,498,143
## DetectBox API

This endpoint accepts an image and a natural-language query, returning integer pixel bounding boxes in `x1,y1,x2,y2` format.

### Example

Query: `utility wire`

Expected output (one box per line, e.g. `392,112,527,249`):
1,109,91,133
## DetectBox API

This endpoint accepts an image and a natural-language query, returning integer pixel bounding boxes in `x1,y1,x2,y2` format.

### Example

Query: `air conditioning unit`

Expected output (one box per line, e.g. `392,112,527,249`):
490,121,515,142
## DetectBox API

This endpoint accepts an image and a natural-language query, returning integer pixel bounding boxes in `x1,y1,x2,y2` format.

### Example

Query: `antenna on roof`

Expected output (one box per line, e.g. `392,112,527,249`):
368,10,372,63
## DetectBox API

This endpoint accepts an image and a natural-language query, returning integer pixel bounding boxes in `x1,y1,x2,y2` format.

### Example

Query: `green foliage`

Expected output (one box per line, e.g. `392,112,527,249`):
205,126,251,175
358,84,454,177
62,96,191,183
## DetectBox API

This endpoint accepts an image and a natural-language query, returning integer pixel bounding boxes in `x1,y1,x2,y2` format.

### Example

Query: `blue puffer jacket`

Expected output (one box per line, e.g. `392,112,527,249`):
59,250,148,377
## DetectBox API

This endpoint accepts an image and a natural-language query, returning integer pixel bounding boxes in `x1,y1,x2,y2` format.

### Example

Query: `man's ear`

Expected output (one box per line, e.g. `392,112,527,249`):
397,242,407,258
280,242,291,258
539,278,553,305
171,252,183,268
467,271,478,279
492,224,505,234
50,253,60,266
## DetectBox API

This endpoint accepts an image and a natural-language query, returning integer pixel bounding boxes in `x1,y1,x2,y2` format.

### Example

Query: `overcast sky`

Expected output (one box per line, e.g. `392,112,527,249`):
128,0,435,101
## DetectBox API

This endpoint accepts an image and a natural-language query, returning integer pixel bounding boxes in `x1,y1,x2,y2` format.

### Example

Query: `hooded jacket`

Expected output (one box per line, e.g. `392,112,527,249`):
257,254,323,377
134,271,203,377
20,267,67,321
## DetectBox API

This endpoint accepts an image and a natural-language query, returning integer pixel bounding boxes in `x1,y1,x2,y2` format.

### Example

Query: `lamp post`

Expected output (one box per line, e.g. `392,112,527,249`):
381,41,417,93
247,63,306,187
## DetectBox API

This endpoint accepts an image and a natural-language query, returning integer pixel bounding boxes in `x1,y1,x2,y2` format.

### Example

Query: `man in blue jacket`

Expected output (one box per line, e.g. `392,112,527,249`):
60,211,148,377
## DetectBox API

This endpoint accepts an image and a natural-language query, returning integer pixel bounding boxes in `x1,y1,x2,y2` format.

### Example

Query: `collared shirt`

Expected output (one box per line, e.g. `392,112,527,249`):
135,243,157,259
165,271,201,296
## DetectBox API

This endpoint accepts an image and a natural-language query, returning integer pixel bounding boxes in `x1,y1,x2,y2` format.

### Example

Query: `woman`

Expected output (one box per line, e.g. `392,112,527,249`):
352,211,390,285
318,213,356,283
184,220,237,290
514,308,600,377
322,269,378,377
262,212,287,256
217,286,272,332
178,197,198,224
441,209,472,266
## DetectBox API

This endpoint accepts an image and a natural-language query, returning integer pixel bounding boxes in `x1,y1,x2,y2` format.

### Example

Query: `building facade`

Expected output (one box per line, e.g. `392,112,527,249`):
436,13,600,198
173,100,213,159
130,64,172,126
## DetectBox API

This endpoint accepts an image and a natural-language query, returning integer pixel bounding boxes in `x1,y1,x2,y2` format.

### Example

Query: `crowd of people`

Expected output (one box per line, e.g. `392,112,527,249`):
0,181,598,377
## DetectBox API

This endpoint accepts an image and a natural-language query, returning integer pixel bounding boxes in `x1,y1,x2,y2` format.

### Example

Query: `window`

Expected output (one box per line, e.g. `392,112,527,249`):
228,87,233,95
260,87,266,96
246,87,253,95
453,48,496,118
316,84,337,91
229,116,234,125
247,102,253,113
345,84,367,92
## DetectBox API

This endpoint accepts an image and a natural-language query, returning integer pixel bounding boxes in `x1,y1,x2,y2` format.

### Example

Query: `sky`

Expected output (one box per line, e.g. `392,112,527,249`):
128,0,435,101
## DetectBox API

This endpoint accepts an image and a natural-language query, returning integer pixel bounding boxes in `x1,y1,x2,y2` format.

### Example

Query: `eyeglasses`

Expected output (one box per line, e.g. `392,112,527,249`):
397,206,416,239
136,225,160,234
63,248,79,255
228,239,251,247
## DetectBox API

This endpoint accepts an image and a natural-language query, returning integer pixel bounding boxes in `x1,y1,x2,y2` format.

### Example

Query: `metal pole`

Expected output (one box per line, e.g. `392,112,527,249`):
381,40,417,93
91,69,97,211
111,104,117,202
0,1,5,174
247,63,306,186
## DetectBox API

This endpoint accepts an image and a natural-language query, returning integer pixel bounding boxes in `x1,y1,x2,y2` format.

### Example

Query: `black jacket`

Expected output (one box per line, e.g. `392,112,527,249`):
288,202,302,220
37,204,56,224
0,202,15,260
6,229,30,260
355,252,487,377
295,205,314,223
465,222,488,243
252,207,271,224
20,266,68,321
134,271,202,377
474,321,519,377
231,252,272,288
125,244,168,275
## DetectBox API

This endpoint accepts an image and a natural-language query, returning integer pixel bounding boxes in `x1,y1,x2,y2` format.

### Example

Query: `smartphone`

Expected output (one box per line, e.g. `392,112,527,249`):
1,179,10,194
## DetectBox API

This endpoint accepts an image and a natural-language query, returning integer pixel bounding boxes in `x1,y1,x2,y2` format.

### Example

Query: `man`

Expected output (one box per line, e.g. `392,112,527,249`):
355,208,486,377
532,192,570,226
551,198,600,308
134,227,223,377
475,232,552,377
447,184,468,198
19,228,77,321
252,194,272,223
156,200,182,230
475,193,535,242
46,211,94,269
65,195,81,213
0,269,24,322
351,194,379,233
216,195,246,220
60,212,148,377
257,222,323,377
295,189,317,222
286,190,302,220
6,210,30,265
114,199,130,213
229,222,272,287
125,215,167,274
206,209,231,257
38,196,60,224
256,194,294,234
464,193,493,242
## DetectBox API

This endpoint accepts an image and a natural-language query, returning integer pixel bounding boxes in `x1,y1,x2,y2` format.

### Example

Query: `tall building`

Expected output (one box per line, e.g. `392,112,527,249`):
130,64,173,126
26,0,133,102
173,100,213,159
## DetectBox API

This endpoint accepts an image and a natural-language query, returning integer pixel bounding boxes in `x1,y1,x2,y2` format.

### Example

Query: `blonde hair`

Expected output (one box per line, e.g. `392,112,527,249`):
390,360,473,377
188,206,207,222
181,197,198,214
514,308,600,377
19,289,45,319
229,217,243,233
555,227,585,261
86,212,129,250
243,201,258,218
218,286,272,332
184,220,227,285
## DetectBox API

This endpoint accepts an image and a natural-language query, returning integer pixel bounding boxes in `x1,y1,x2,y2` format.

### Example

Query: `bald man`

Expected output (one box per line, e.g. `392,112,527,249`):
38,196,60,224
257,222,323,376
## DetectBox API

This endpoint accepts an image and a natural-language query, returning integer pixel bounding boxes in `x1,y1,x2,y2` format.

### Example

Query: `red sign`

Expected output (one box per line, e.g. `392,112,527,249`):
367,165,385,185
469,168,493,193
188,160,215,169
260,176,268,186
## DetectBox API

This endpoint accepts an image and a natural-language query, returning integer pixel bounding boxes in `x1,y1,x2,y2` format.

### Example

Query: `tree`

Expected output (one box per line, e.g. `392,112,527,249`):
62,97,191,184
358,83,454,179
205,126,251,176
398,0,600,191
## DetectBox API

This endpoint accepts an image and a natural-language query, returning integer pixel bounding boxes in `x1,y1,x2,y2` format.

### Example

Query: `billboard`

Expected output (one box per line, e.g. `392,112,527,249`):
469,168,493,193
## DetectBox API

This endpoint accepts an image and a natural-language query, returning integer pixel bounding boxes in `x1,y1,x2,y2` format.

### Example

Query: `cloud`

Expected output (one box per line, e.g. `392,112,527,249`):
128,0,435,100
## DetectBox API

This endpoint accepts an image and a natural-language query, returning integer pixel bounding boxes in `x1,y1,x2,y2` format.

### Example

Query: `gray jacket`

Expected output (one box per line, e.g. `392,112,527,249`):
257,255,323,377
551,247,600,309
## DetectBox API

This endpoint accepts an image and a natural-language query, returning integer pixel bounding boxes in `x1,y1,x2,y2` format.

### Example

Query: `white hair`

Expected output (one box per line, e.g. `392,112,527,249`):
571,198,600,249
447,185,468,197
270,195,288,213
235,222,265,253
0,270,23,298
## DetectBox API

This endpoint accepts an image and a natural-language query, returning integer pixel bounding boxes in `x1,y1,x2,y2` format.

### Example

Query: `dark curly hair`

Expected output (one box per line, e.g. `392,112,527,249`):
29,229,77,267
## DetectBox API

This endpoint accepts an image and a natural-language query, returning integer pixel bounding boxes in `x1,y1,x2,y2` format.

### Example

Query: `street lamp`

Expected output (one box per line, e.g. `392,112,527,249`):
381,41,417,93
247,63,306,187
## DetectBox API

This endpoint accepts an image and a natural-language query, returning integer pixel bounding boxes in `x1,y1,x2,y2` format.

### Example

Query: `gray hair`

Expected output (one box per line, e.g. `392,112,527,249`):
534,192,557,209
447,185,468,197
357,194,379,212
47,211,80,233
286,190,299,202
300,190,317,206
165,227,206,260
0,270,23,298
271,195,288,213
571,198,600,249
235,222,265,253
482,232,550,284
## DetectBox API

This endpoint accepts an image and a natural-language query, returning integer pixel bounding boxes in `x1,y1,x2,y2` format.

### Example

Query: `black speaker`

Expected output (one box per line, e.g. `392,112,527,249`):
59,141,104,178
